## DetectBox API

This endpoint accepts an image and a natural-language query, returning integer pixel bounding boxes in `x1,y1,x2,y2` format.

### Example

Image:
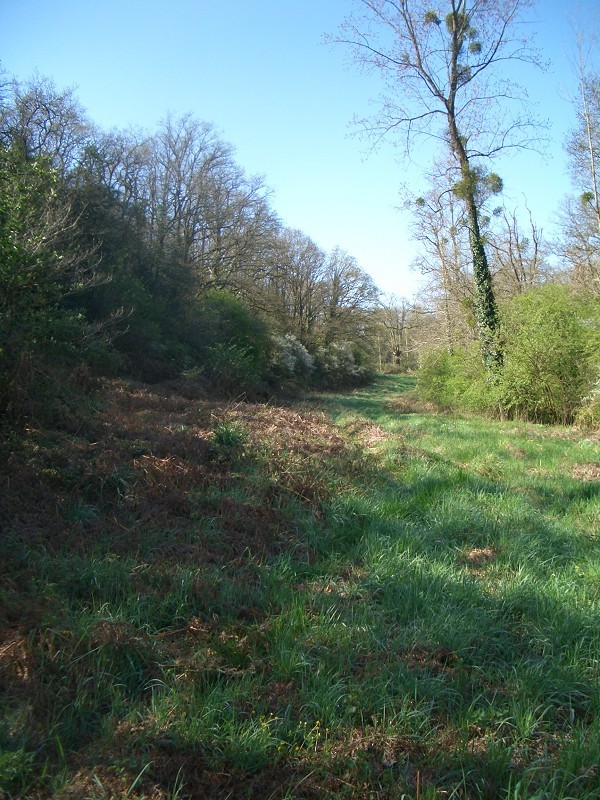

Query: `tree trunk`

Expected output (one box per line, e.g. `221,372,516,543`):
448,119,503,370
465,190,503,369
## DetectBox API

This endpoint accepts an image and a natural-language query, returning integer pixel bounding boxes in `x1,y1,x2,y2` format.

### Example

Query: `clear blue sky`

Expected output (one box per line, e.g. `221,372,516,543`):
1,0,598,299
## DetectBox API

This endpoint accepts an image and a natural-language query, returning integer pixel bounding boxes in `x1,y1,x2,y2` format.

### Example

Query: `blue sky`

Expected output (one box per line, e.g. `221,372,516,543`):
1,0,598,299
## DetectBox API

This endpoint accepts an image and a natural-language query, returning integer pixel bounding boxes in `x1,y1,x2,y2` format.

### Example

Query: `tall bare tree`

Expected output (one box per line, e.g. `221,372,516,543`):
556,194,600,293
488,205,548,297
375,297,419,370
268,229,328,344
0,74,91,175
567,35,600,238
322,247,380,344
333,0,545,369
408,175,474,349
554,25,600,294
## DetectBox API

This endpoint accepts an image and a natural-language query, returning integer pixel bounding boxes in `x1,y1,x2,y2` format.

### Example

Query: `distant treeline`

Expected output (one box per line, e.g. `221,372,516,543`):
1,74,599,427
1,75,389,423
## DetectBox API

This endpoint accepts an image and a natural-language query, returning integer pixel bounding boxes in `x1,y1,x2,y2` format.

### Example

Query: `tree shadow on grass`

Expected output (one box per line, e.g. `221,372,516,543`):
2,375,599,799
311,374,418,420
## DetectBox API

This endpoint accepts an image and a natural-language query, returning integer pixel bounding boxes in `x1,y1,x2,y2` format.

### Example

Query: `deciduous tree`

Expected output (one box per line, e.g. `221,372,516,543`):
488,205,548,297
561,33,600,293
333,0,545,369
567,42,600,237
0,74,90,175
321,247,380,344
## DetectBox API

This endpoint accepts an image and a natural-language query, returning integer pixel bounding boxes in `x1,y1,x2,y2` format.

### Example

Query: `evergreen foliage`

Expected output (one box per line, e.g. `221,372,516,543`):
0,143,105,416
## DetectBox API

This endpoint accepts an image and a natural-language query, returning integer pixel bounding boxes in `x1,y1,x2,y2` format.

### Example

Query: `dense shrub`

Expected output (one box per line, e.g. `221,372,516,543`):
418,287,598,425
497,286,595,424
418,346,495,414
269,334,315,383
576,379,600,428
417,350,455,408
313,341,374,388
190,290,273,397
573,296,600,428
0,146,108,419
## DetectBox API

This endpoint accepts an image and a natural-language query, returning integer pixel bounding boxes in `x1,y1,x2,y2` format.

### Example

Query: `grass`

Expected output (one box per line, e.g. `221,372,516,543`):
1,374,599,798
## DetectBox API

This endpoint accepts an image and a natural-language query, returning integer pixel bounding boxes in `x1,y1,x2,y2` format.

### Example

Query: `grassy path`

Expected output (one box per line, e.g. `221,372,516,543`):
1,375,599,799
311,375,600,797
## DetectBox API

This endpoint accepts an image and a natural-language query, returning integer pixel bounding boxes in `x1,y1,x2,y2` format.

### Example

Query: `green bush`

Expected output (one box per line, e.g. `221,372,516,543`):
418,288,599,425
497,286,595,424
0,748,35,796
418,345,494,413
190,290,273,397
0,146,109,419
210,420,250,463
205,342,261,396
574,298,600,428
417,349,455,408
575,380,600,429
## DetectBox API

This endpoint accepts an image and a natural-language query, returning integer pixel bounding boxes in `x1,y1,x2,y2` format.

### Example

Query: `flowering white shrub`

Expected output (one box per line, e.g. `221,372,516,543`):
270,334,314,377
314,341,371,385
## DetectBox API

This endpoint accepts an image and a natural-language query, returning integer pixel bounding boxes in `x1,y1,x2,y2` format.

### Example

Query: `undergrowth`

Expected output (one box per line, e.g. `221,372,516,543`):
1,375,599,799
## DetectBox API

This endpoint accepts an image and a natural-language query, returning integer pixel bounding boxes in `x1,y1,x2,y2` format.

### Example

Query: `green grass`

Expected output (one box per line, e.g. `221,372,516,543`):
1,375,599,798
